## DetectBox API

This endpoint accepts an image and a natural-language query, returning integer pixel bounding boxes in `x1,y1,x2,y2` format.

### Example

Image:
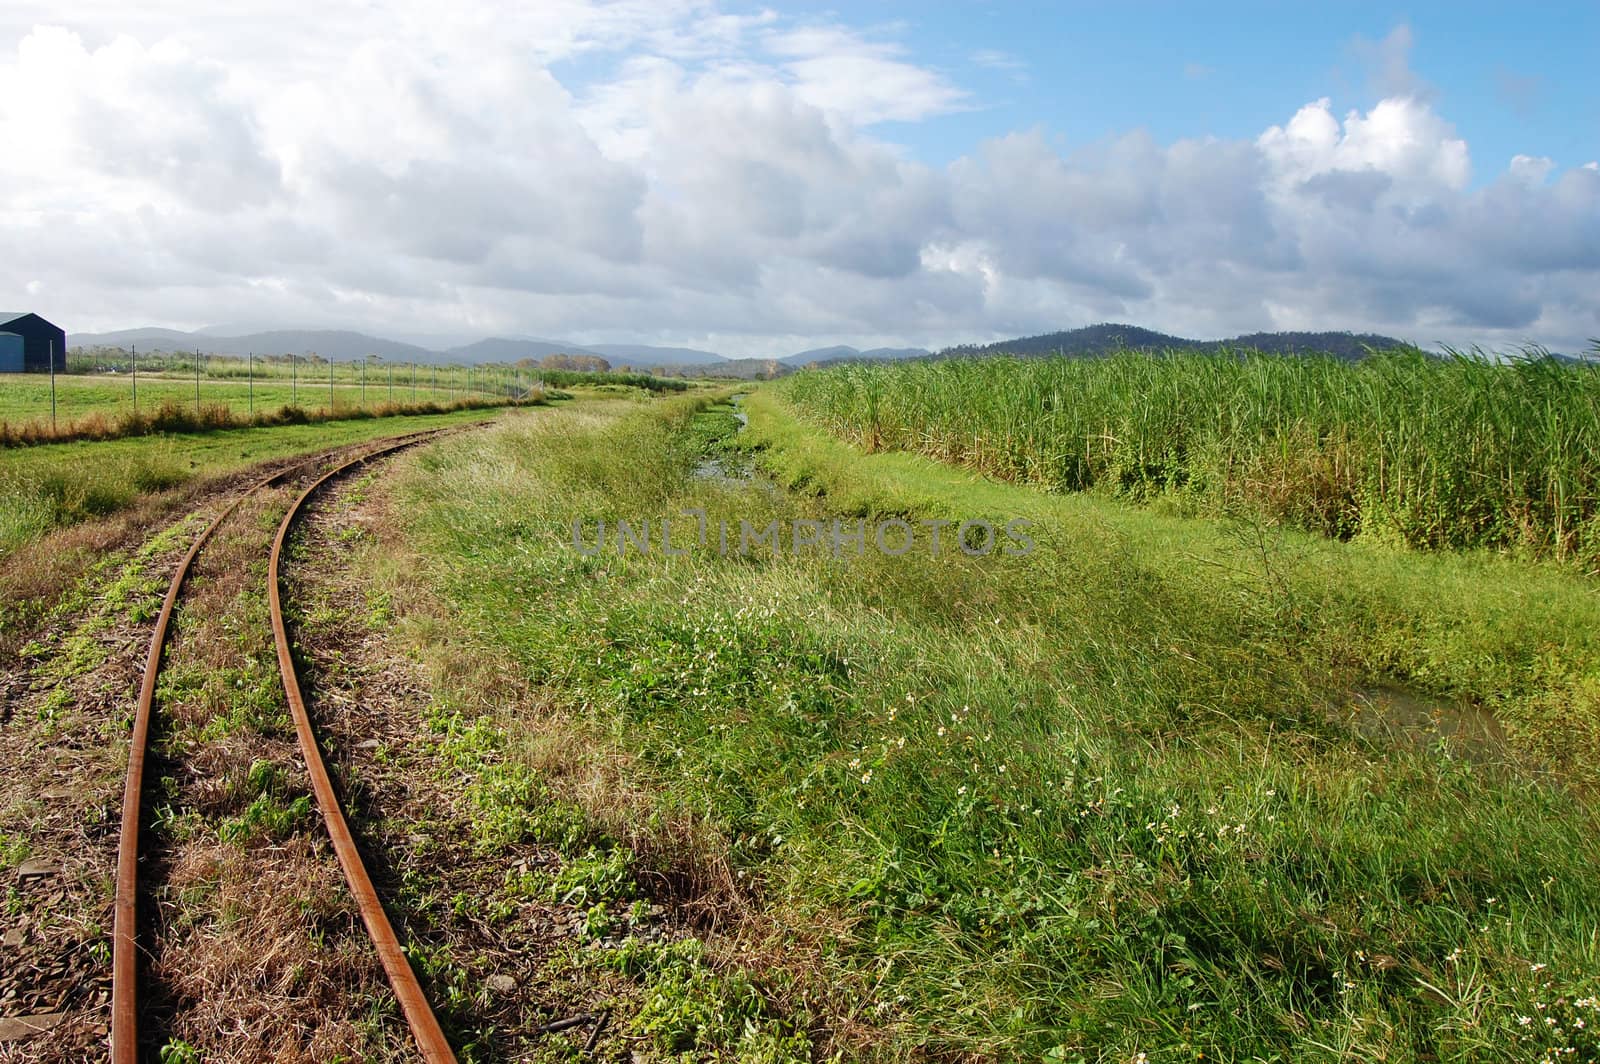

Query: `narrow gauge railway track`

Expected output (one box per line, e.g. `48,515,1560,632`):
110,430,460,1063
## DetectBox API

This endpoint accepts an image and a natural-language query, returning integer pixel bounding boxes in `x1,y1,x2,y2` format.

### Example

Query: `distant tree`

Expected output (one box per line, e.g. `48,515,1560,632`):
539,353,612,372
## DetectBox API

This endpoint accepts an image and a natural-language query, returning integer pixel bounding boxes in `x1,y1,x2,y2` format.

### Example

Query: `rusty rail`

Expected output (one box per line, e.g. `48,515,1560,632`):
111,430,455,1062
112,473,268,1061
266,437,458,1063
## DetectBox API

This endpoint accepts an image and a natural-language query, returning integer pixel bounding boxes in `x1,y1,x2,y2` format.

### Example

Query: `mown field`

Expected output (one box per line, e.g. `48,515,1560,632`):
784,349,1600,570
0,363,684,441
0,370,505,422
379,384,1600,1061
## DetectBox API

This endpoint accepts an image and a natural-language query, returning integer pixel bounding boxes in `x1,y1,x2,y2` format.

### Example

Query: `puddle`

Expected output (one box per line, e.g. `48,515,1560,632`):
691,396,757,483
692,454,753,481
1346,684,1507,761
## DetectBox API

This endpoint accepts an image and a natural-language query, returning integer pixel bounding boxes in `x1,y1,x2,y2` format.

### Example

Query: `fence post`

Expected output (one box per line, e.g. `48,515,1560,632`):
194,347,201,414
50,337,57,430
248,351,253,415
132,343,138,417
291,353,297,404
329,356,335,413
362,358,367,406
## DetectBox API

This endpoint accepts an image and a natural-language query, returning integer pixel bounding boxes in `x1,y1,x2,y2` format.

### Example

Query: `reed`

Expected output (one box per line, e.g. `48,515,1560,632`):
783,347,1600,567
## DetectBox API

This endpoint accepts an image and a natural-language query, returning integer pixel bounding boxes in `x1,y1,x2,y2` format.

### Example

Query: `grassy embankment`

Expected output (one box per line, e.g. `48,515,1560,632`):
383,385,1600,1061
785,350,1600,571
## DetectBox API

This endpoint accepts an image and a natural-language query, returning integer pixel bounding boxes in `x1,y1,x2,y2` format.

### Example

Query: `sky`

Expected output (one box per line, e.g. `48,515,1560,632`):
1,1,1596,357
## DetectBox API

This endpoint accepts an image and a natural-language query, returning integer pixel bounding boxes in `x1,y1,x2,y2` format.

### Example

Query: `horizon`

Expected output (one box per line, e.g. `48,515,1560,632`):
3,3,1597,357
67,320,1595,365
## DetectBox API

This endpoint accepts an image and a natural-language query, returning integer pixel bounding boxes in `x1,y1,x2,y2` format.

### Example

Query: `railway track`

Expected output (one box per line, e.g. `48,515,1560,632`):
110,429,460,1063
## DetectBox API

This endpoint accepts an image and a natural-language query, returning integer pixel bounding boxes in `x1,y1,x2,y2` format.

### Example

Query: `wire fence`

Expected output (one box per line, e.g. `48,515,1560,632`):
3,348,541,438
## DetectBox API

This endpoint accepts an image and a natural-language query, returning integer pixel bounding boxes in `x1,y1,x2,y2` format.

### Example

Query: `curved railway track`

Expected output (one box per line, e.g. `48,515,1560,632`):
110,429,460,1063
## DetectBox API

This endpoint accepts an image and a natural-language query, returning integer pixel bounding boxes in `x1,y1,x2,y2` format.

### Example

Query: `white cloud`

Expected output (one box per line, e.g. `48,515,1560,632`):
1509,154,1555,185
1258,96,1471,193
0,7,1595,355
765,25,967,125
0,27,278,213
972,48,1027,81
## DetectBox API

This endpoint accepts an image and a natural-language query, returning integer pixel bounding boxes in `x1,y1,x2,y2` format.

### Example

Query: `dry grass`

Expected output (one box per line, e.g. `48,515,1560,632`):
0,509,213,1060
154,840,390,1063
140,487,404,1061
0,395,537,450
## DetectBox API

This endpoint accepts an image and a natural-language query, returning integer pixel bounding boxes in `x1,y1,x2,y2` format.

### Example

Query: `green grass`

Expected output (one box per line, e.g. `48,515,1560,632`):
385,389,1600,1060
521,367,689,393
0,370,512,425
782,349,1600,570
0,358,684,434
0,405,512,558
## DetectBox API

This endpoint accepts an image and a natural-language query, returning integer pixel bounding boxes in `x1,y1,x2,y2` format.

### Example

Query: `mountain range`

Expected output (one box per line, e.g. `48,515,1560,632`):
67,327,733,370
68,322,1446,373
937,325,1414,362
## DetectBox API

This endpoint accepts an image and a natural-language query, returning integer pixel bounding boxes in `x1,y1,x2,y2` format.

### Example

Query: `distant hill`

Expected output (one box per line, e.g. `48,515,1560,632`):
68,326,734,369
860,346,933,361
71,326,215,349
72,327,440,363
661,359,791,381
780,345,853,366
1225,331,1419,359
941,324,1415,361
67,321,1444,374
782,344,931,367
587,344,727,368
447,337,609,363
222,330,439,362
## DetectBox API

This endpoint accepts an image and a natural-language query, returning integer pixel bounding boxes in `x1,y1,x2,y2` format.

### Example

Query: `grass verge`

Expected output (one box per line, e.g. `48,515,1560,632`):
383,388,1600,1061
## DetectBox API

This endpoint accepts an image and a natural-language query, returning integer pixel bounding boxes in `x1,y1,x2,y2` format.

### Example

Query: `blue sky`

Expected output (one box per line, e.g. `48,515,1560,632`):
2,1,1597,354
750,2,1598,181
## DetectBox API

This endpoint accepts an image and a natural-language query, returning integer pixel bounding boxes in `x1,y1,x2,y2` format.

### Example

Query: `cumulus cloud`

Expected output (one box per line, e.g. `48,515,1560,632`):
0,6,1595,355
1257,96,1471,193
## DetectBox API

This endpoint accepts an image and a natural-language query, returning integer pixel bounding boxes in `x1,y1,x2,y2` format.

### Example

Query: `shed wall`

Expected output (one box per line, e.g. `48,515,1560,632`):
0,333,23,373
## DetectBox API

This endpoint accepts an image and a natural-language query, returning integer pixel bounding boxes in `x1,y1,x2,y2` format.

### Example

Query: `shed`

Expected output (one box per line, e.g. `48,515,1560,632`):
0,312,67,373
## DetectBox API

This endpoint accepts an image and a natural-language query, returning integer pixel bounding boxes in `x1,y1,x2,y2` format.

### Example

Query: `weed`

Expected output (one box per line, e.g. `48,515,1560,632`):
218,793,311,845
158,1040,200,1064
383,391,1600,1059
0,831,30,867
